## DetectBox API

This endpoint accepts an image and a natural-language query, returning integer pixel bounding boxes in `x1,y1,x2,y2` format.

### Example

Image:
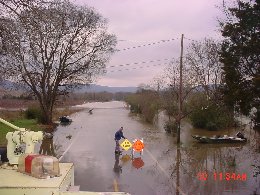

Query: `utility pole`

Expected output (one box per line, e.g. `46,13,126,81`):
177,34,184,144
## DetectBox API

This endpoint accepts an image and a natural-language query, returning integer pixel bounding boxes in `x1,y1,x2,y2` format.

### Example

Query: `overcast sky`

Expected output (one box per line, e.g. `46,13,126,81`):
74,0,224,87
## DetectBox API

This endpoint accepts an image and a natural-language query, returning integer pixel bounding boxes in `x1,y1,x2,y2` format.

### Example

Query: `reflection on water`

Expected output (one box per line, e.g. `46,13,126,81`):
132,157,144,169
153,129,260,194
136,111,259,194
114,154,145,176
54,101,259,195
113,154,122,177
121,154,131,162
59,121,72,126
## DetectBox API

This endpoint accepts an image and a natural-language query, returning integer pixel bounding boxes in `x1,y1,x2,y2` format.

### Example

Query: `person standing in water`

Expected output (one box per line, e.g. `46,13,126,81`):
114,127,126,155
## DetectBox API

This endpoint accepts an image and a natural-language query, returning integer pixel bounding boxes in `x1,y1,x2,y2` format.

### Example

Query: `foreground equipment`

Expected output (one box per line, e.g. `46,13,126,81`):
0,118,43,165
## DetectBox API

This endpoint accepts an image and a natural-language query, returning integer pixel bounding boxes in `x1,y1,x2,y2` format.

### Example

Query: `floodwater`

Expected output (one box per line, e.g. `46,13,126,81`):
52,101,260,195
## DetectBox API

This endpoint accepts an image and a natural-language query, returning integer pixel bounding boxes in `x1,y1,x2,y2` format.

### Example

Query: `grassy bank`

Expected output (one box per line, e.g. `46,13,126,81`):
0,119,43,146
0,106,84,146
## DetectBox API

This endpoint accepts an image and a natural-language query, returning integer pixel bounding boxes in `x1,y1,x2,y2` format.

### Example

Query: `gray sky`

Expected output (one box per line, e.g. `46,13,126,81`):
74,0,224,87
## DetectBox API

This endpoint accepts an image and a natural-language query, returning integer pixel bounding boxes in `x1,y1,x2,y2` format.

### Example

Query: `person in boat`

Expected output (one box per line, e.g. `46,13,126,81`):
114,127,127,155
236,132,246,139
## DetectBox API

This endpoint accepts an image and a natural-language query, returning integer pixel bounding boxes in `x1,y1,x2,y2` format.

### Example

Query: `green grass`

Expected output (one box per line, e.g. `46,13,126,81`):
0,119,43,146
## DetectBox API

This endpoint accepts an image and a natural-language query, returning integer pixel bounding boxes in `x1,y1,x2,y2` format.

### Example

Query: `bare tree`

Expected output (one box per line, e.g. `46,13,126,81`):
161,59,194,134
150,75,166,92
184,38,235,130
185,38,223,102
0,0,117,124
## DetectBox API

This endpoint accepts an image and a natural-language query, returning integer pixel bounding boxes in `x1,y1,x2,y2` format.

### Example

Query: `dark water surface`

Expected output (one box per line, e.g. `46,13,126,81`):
53,101,260,195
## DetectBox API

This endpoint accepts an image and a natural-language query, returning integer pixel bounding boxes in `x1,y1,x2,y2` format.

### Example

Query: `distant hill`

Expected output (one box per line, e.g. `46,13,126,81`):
0,80,25,97
75,84,137,93
0,80,26,90
0,80,137,94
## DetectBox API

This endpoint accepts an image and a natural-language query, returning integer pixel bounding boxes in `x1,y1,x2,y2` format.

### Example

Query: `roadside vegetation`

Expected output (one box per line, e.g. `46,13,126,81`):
0,109,42,146
125,38,236,133
220,0,259,129
0,118,42,146
125,88,160,123
125,85,235,132
188,92,235,131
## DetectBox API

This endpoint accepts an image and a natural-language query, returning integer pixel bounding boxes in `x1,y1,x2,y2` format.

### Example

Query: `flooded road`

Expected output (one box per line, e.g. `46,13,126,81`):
53,101,260,195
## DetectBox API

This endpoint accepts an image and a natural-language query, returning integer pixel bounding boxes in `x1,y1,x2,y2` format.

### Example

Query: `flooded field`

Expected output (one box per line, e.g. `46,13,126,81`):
51,101,259,195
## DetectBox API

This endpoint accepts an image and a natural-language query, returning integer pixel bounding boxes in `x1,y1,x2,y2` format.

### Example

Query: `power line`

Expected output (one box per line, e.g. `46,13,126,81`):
117,38,178,52
107,58,174,68
107,63,169,73
183,36,200,43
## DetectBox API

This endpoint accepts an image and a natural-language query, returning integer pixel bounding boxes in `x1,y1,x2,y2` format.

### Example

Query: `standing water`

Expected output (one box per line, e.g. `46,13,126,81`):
53,101,259,195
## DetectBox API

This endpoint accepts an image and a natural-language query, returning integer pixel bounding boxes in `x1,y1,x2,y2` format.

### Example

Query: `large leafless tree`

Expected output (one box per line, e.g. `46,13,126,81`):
0,0,117,124
185,38,223,102
157,38,223,135
161,59,194,134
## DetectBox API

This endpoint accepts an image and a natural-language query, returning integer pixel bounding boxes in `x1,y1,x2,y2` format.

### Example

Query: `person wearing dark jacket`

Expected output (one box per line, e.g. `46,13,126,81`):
114,127,126,154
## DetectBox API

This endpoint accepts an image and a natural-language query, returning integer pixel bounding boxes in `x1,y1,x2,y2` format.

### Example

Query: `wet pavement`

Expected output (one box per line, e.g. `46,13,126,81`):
51,101,260,195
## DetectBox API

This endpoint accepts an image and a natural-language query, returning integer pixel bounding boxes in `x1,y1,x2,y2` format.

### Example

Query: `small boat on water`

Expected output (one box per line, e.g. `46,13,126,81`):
59,116,72,123
192,132,247,144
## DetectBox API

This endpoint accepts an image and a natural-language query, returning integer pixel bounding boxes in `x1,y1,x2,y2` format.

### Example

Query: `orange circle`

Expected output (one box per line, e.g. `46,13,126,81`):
133,140,144,152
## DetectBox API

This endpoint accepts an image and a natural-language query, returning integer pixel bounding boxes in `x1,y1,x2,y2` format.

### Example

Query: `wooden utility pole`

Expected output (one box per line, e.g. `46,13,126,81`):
177,34,184,144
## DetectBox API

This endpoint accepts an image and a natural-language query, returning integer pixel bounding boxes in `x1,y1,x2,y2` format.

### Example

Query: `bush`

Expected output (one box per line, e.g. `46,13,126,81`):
129,104,142,114
205,121,218,131
125,90,161,123
142,102,159,123
189,104,234,130
164,120,178,133
25,106,44,123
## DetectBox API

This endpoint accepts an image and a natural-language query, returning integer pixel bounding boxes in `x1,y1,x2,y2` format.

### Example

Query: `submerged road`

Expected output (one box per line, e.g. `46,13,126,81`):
56,101,183,195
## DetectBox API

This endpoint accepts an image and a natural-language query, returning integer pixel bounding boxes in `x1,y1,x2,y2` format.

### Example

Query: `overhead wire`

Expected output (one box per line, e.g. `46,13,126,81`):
104,36,179,72
117,37,178,52
183,36,200,43
107,63,170,73
107,58,174,68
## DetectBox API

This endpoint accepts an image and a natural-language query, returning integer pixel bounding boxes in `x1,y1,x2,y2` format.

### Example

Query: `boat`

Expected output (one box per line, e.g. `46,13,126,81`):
59,116,72,123
192,132,247,144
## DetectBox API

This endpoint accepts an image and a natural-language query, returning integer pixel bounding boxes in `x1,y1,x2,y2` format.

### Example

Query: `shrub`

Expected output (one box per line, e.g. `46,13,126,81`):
205,121,218,131
142,102,159,123
125,90,161,123
129,104,142,114
164,120,178,134
189,104,234,130
25,106,44,123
